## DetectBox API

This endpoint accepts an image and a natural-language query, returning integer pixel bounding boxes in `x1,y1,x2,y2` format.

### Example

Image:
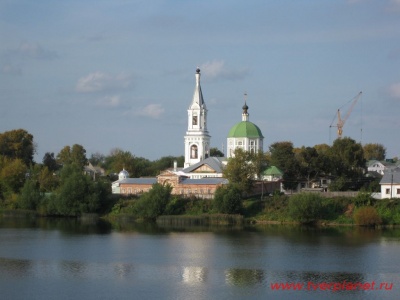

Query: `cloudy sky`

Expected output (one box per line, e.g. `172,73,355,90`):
1,0,399,162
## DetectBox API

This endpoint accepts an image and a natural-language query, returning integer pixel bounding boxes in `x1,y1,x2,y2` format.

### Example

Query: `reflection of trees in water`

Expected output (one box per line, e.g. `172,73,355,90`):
225,268,264,286
60,260,87,278
114,263,134,278
295,271,365,285
0,258,33,277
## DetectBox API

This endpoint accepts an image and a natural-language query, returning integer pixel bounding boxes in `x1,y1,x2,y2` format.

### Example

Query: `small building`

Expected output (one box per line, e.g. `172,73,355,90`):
112,169,228,199
380,168,400,199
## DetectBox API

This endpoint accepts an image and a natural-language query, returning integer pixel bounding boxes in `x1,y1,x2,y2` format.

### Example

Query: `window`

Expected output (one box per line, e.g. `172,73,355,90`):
190,145,198,159
386,188,390,195
397,189,400,195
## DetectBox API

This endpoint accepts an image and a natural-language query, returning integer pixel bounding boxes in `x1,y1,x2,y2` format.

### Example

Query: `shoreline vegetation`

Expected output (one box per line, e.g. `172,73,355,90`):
2,192,400,229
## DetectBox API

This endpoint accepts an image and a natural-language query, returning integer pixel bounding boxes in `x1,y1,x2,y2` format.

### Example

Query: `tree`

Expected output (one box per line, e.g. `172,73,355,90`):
133,183,173,221
329,137,365,190
0,129,35,165
223,148,255,194
269,141,299,190
52,164,109,216
288,193,323,224
213,184,243,214
104,148,136,175
56,144,87,169
0,157,27,193
210,147,224,157
296,146,323,187
42,152,58,171
363,143,386,161
18,179,42,210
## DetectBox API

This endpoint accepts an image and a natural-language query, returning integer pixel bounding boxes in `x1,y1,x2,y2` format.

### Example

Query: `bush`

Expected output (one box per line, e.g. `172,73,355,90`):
213,184,243,214
288,193,323,223
353,206,382,226
132,183,173,221
18,179,42,210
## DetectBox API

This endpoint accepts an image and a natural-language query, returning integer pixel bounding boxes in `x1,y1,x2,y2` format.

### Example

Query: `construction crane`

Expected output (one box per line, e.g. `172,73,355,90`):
329,91,362,139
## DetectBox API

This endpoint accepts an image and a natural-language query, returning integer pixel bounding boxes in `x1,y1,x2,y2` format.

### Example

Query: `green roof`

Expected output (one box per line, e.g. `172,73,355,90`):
228,121,264,138
262,166,283,176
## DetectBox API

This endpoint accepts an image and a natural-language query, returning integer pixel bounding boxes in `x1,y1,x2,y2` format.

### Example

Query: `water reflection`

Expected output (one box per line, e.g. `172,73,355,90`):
225,268,264,286
0,257,32,277
1,217,400,300
182,266,207,284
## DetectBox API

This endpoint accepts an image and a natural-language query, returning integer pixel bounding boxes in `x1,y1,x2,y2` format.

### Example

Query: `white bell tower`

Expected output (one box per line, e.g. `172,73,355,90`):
184,68,211,167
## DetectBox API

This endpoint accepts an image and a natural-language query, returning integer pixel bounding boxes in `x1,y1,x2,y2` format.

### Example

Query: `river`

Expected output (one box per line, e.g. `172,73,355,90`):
0,217,399,300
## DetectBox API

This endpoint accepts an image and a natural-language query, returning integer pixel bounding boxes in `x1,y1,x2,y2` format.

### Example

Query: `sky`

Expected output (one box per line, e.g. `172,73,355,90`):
1,0,400,162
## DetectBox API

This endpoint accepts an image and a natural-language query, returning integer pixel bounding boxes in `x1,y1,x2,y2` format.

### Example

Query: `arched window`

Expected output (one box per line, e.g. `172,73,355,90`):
190,145,198,159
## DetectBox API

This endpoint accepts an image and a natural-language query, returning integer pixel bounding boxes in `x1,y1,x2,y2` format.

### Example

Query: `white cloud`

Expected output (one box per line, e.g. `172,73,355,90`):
135,104,165,119
388,82,400,99
76,72,133,93
200,60,249,81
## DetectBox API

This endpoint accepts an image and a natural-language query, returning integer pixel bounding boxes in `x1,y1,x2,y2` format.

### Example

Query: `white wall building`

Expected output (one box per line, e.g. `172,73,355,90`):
227,99,264,158
184,68,211,168
380,168,400,199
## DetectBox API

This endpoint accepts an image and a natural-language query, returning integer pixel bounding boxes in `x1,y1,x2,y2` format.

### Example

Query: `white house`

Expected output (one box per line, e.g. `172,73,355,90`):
380,168,400,199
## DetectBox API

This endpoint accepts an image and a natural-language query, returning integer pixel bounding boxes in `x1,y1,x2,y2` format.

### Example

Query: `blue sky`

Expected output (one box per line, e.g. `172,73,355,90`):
1,0,399,162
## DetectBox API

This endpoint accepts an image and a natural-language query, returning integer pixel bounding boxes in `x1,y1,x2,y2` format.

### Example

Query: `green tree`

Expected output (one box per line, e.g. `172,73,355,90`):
133,183,173,221
288,193,323,223
0,157,27,193
104,148,136,175
42,152,58,171
210,147,224,157
296,146,325,187
329,137,365,190
52,164,109,216
56,144,88,169
363,143,386,161
223,148,255,194
269,141,299,190
18,179,42,210
0,129,35,166
213,184,243,214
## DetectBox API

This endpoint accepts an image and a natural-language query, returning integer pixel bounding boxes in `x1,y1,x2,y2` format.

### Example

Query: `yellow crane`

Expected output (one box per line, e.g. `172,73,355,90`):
330,91,362,139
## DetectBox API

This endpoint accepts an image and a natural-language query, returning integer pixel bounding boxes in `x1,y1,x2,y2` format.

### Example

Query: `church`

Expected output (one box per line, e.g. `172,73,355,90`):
112,68,278,198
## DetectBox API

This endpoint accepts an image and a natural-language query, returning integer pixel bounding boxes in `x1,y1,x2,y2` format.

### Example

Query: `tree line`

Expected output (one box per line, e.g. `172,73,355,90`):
0,128,393,216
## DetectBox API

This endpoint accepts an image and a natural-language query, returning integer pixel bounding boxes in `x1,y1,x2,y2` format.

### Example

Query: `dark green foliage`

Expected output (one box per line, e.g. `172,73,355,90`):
42,152,59,171
18,179,42,210
354,192,375,207
375,199,400,225
132,183,173,221
288,193,323,223
209,147,224,157
320,197,352,221
354,206,382,226
49,164,110,216
213,184,243,214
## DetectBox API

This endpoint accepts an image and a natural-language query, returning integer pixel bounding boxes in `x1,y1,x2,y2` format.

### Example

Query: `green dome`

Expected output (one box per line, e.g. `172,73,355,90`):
228,121,264,138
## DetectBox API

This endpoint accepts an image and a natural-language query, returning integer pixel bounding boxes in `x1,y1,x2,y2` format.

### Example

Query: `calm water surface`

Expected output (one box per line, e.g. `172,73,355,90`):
0,217,399,300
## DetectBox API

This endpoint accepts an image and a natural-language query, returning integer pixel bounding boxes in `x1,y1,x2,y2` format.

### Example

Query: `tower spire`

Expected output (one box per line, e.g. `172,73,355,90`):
242,92,249,121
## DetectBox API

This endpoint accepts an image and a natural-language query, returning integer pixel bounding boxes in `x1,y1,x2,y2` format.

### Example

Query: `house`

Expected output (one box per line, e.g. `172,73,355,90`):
113,169,228,199
380,167,400,199
180,156,225,179
367,160,392,175
84,162,105,180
